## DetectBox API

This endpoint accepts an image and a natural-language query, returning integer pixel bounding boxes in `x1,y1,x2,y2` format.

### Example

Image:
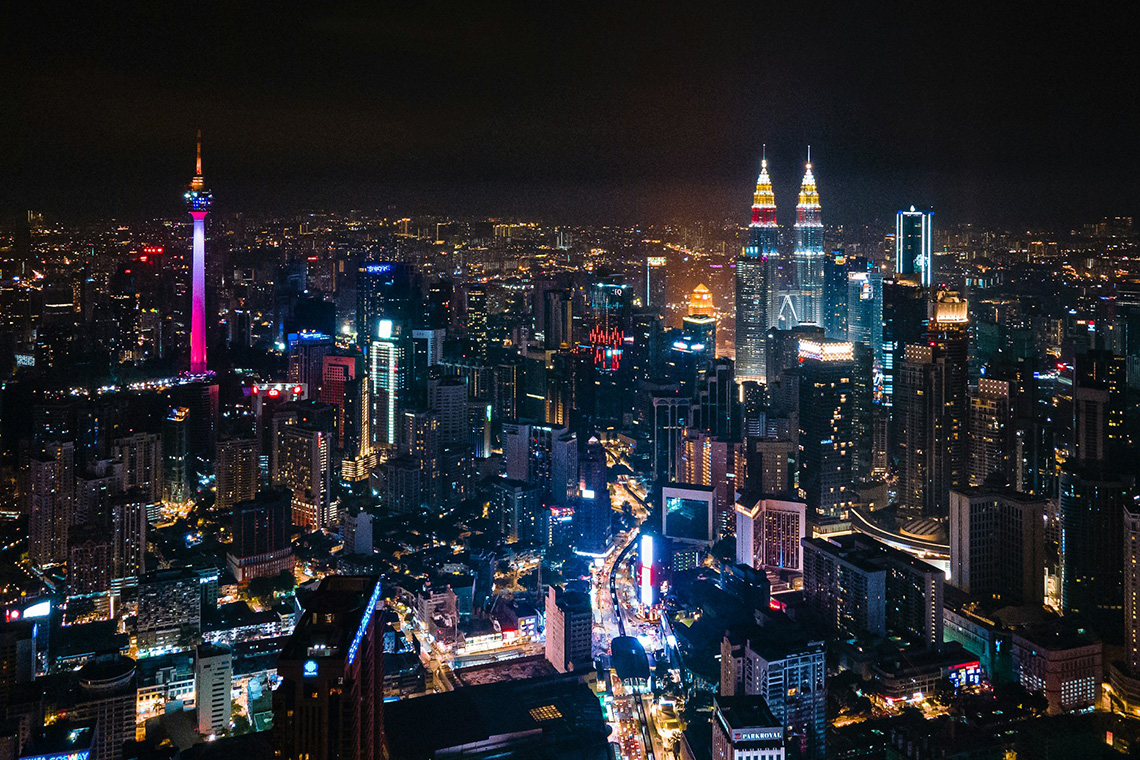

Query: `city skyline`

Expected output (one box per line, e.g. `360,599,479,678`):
3,5,1140,225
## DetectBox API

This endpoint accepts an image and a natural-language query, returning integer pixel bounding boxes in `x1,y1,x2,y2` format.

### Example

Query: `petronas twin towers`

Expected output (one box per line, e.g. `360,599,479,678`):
735,151,825,382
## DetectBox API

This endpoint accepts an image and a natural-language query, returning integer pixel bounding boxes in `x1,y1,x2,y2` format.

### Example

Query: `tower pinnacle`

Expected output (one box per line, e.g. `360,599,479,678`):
196,129,203,176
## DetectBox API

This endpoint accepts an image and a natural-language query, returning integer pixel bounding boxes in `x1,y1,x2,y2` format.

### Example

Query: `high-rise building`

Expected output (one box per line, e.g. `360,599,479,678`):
802,533,944,648
1071,348,1127,466
575,439,612,555
1059,467,1135,615
112,432,162,504
949,487,1046,606
544,585,592,673
711,695,787,760
846,271,883,375
735,495,806,572
736,154,778,382
797,338,856,518
662,483,716,545
400,408,441,508
136,568,202,653
274,576,385,760
896,206,934,286
501,422,578,504
195,644,232,737
227,489,294,582
465,282,489,362
720,629,826,759
163,407,192,505
588,277,631,374
645,254,668,311
110,493,147,592
792,155,824,327
369,318,407,448
356,261,413,351
28,441,75,569
650,393,692,484
288,332,335,400
320,352,360,449
183,131,212,375
1116,503,1140,709
897,294,969,518
968,377,1017,487
429,375,468,446
881,278,927,414
341,375,374,481
277,424,335,530
214,438,260,511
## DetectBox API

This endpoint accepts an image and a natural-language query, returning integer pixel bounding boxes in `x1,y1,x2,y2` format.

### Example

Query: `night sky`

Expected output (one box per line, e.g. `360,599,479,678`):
3,4,1138,226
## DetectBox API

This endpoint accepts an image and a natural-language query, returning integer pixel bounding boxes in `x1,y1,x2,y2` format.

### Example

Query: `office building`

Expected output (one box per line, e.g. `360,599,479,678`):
110,493,148,591
896,206,934,286
897,295,969,518
712,695,787,760
662,483,716,545
429,375,468,446
802,533,944,647
949,487,1046,606
645,254,668,311
490,478,543,543
846,271,883,375
42,655,137,760
501,422,578,504
369,318,407,448
650,393,692,483
1072,347,1127,466
195,644,232,737
465,283,489,361
163,407,191,505
575,440,612,555
880,278,927,413
1059,467,1135,615
356,261,413,351
227,489,293,583
968,377,1017,487
341,375,375,481
215,437,260,511
274,576,385,760
736,156,778,381
735,495,806,572
320,351,361,448
792,156,824,327
797,338,856,518
544,585,592,673
288,332,335,399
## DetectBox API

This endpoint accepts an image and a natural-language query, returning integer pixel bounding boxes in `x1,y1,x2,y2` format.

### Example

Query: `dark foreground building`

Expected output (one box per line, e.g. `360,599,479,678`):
384,672,609,759
273,575,384,760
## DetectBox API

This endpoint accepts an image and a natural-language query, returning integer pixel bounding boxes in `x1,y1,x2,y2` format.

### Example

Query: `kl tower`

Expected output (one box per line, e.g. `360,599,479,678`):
184,130,212,375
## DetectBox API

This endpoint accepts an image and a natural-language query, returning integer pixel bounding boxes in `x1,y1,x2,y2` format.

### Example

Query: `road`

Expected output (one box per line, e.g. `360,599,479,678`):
595,440,657,760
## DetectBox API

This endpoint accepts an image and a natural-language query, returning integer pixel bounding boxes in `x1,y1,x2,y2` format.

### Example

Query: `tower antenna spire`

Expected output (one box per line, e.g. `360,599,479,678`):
762,143,767,162
807,144,811,165
196,129,203,176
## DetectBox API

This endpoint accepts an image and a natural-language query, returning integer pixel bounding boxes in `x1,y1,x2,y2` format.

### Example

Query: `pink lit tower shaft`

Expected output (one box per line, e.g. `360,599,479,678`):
184,131,212,374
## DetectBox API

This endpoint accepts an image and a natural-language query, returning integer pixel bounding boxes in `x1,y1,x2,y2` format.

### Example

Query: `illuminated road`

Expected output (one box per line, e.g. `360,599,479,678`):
593,443,655,760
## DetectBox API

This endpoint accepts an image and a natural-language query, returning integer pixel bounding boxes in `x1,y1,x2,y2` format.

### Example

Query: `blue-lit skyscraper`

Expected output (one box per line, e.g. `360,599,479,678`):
793,155,825,326
896,207,933,286
736,153,778,382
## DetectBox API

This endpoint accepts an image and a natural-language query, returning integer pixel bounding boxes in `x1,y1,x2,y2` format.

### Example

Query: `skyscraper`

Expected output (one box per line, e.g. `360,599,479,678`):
797,338,856,518
369,319,407,448
274,576,385,760
949,487,1046,606
183,131,212,375
793,154,824,327
356,262,414,352
278,424,335,530
896,206,934,287
214,437,260,511
897,295,969,518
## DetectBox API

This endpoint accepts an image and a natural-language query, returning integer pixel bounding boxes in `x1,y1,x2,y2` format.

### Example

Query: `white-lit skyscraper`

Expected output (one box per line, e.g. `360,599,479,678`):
369,319,406,448
896,206,933,287
736,153,778,382
793,154,824,326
